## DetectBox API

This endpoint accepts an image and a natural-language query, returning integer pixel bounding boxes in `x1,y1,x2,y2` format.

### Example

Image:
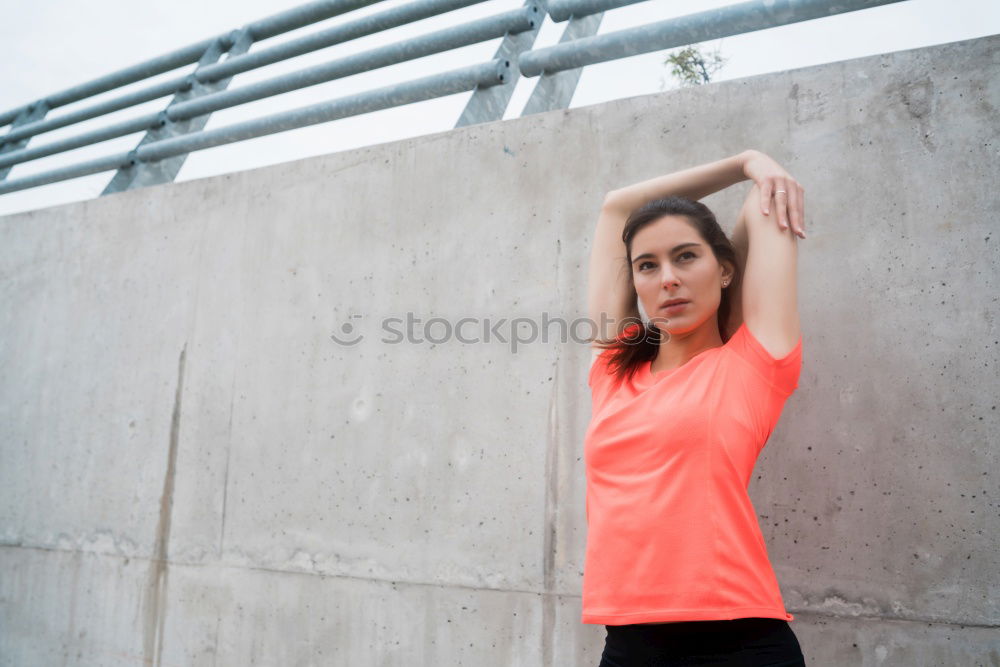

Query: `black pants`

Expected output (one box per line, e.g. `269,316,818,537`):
598,617,805,666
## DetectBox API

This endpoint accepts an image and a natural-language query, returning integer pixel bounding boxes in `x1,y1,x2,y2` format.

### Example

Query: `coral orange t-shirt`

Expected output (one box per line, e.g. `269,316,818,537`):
582,321,802,625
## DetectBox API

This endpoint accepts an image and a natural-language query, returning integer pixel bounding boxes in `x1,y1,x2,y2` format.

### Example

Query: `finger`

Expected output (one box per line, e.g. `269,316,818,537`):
760,180,772,215
797,184,807,239
776,182,789,229
787,184,801,236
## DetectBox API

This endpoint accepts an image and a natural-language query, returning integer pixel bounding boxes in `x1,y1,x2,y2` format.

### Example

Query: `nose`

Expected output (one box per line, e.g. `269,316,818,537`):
660,266,680,289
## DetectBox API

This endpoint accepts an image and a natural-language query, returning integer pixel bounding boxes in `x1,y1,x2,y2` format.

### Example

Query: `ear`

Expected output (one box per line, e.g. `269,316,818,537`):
720,259,737,285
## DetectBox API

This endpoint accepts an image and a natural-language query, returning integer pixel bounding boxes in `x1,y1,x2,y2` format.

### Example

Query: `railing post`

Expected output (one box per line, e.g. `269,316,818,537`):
102,28,255,195
454,0,545,127
0,101,50,181
520,12,602,115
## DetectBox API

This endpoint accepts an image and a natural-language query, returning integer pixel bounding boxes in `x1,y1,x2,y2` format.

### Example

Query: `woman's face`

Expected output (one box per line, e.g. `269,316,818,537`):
629,215,730,335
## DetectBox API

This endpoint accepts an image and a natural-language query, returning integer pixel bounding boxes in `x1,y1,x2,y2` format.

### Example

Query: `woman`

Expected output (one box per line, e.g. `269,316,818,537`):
584,149,808,666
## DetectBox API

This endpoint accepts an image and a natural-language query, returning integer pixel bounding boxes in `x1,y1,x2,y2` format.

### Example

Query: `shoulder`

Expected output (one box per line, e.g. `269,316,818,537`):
723,321,802,397
588,346,614,388
588,322,642,377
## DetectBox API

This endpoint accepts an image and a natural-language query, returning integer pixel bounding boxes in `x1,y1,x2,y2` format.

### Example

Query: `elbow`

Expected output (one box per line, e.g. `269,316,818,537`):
602,190,630,214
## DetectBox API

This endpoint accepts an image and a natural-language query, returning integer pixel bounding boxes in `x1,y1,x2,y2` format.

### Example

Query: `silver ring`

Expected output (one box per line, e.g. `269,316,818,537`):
775,190,787,194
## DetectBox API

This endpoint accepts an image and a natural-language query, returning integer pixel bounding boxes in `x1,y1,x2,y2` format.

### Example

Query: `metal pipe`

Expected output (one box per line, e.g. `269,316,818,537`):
138,59,509,162
0,40,215,129
171,6,537,120
519,0,909,77
0,0,381,127
2,77,191,146
0,59,509,195
202,0,485,82
546,0,643,23
243,0,380,41
3,0,486,146
0,7,533,171
0,114,165,171
0,153,133,196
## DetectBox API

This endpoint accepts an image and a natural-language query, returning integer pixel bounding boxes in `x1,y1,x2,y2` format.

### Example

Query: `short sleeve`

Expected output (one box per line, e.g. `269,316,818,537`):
725,322,802,398
588,325,640,407
588,348,612,404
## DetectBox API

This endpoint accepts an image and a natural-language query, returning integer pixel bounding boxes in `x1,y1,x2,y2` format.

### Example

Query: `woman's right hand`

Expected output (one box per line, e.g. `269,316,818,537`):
741,150,806,239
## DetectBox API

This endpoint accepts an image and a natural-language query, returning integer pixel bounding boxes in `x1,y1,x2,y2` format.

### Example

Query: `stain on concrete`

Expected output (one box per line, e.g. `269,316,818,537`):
789,83,829,125
900,78,933,119
142,343,186,667
541,358,559,667
896,76,937,152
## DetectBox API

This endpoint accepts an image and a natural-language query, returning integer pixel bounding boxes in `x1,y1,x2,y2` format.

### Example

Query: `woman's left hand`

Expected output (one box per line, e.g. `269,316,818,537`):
742,150,806,239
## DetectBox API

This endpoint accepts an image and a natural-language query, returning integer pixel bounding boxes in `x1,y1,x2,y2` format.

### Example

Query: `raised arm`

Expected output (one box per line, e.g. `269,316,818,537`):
728,151,808,341
740,183,802,359
588,151,753,358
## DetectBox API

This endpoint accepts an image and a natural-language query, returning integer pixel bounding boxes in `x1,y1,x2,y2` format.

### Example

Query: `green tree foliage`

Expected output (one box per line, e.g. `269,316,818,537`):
659,43,728,90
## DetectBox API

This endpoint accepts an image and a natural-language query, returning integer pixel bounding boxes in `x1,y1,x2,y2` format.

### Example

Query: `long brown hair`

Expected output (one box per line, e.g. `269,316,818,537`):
593,196,739,386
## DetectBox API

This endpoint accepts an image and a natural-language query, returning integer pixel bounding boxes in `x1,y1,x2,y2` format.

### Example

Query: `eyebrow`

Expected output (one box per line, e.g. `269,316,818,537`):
631,242,701,264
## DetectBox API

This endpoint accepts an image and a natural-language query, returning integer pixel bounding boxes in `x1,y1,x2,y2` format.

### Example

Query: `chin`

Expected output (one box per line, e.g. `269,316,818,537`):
650,314,699,335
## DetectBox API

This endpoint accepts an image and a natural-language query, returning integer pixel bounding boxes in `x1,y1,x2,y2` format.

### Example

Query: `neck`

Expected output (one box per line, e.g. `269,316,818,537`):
650,320,723,374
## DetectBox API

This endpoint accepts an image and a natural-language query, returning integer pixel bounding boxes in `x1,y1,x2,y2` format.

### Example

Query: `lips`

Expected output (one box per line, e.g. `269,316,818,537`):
660,299,690,309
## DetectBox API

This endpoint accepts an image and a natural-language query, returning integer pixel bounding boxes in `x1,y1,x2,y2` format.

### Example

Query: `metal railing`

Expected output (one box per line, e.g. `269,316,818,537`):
0,0,906,197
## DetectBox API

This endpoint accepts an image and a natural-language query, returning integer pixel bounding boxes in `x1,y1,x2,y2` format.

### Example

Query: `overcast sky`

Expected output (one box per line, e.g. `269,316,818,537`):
1,0,997,217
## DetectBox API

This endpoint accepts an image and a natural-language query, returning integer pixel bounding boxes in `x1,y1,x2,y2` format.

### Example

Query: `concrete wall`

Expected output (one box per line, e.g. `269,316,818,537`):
1,33,998,666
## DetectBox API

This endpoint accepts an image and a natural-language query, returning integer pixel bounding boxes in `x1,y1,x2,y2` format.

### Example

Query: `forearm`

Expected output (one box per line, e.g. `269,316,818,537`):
604,150,753,213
